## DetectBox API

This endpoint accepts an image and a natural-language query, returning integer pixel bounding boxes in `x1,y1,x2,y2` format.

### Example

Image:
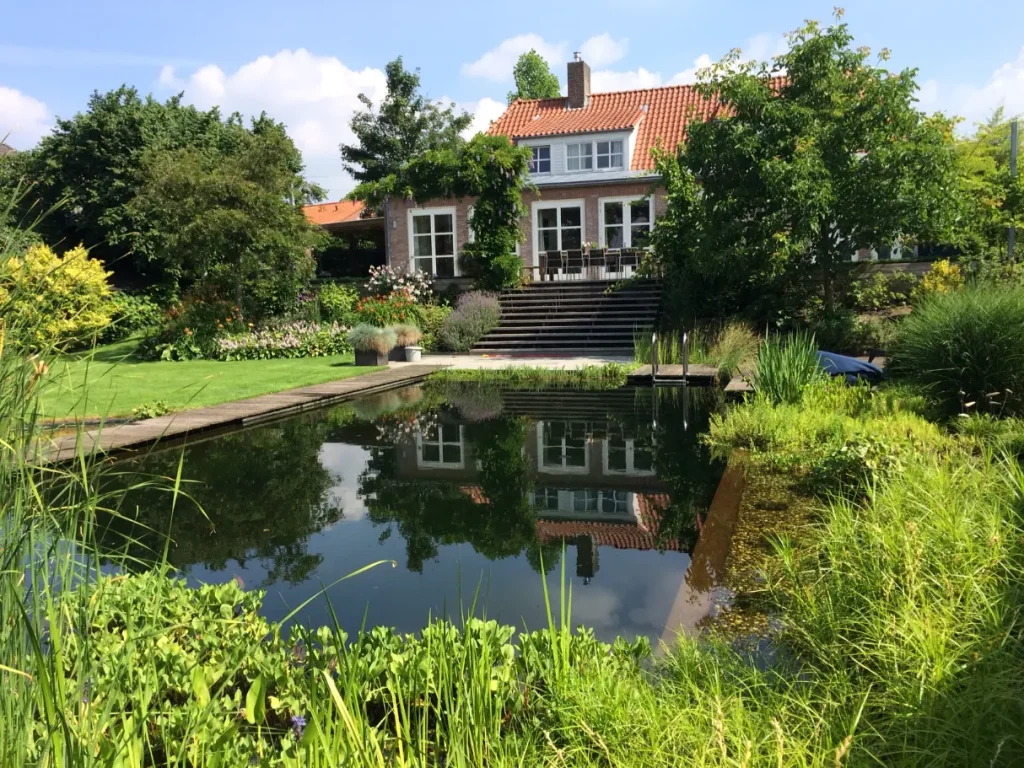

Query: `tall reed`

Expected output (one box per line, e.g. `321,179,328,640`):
752,331,823,404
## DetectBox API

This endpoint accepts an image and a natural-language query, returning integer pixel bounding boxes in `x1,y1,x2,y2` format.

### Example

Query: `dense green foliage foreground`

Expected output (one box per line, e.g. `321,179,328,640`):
5,359,1024,765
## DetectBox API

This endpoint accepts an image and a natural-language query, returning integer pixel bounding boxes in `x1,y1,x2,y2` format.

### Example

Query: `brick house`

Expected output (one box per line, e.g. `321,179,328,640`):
384,53,742,285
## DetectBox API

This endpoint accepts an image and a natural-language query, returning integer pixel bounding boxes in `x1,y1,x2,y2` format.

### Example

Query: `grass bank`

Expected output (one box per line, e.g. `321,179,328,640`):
428,363,629,390
38,338,384,419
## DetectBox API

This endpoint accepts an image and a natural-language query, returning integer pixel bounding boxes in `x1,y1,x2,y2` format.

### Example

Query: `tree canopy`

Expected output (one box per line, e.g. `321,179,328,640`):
651,14,964,323
340,57,472,206
955,108,1023,260
126,116,327,318
5,86,323,292
507,50,561,104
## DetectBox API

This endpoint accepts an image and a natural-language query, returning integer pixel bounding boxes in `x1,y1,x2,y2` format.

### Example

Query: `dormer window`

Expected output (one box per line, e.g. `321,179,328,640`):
596,140,624,169
530,146,551,174
566,142,593,171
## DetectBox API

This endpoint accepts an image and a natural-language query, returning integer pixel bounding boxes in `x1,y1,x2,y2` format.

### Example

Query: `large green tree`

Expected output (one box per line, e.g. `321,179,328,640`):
955,108,1023,261
10,87,322,289
340,57,472,203
126,115,327,318
507,50,561,104
651,15,963,322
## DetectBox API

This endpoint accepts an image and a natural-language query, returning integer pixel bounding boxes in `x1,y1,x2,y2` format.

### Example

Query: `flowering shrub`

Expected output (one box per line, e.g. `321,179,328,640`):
140,285,245,361
366,265,433,302
0,243,114,350
216,321,351,360
913,259,964,302
354,292,418,326
414,304,452,352
438,291,501,352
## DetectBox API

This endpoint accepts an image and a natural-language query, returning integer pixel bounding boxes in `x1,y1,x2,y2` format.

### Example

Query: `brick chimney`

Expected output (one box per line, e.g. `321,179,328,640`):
567,52,591,110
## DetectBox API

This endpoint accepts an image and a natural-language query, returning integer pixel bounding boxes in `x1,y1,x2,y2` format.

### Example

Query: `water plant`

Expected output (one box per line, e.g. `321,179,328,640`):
752,331,823,404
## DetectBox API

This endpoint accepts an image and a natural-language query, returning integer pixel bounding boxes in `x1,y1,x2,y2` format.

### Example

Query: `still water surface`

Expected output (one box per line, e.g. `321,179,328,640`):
102,384,731,644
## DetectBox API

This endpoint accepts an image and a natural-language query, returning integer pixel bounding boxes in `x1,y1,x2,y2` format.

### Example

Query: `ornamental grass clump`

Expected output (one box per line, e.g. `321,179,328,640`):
347,323,397,354
391,323,422,347
889,283,1024,417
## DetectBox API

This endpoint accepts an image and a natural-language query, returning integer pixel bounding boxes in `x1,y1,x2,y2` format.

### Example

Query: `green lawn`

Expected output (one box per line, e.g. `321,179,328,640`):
40,339,384,420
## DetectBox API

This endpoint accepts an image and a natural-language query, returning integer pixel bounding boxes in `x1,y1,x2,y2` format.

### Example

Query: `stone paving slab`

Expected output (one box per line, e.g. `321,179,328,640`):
627,364,719,381
42,365,441,463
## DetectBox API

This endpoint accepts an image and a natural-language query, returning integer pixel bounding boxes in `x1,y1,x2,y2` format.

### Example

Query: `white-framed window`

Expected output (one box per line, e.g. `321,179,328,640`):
602,433,656,476
599,490,631,515
599,197,654,250
566,142,593,172
533,487,560,511
529,146,551,174
416,423,464,469
534,201,584,255
596,140,624,169
408,207,457,278
537,421,589,473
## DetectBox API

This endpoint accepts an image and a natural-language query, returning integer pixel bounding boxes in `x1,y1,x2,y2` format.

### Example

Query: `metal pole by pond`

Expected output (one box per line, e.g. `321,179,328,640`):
1010,120,1019,262
651,331,658,382
682,331,689,384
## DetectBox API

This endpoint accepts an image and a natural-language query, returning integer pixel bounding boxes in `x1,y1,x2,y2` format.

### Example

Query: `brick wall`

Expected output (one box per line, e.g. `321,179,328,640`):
386,181,666,278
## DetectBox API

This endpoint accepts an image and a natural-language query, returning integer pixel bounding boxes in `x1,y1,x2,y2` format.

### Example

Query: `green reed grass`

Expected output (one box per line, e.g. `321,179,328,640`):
752,331,824,404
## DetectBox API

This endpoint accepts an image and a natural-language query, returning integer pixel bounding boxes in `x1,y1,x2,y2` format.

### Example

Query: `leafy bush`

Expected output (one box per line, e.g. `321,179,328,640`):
0,243,114,349
354,291,418,326
438,291,501,352
850,271,915,312
131,400,170,419
215,321,351,360
98,291,165,343
366,265,433,302
391,323,422,347
347,323,396,354
414,303,453,352
752,332,824,404
139,285,246,360
317,281,360,324
889,284,1024,417
912,258,964,301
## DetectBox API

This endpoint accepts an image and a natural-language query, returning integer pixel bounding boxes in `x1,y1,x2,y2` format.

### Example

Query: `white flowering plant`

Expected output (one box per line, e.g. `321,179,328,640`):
366,266,434,303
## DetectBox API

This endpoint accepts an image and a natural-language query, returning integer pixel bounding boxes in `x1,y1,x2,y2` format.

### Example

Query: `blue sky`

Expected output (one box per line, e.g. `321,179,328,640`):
3,0,1024,197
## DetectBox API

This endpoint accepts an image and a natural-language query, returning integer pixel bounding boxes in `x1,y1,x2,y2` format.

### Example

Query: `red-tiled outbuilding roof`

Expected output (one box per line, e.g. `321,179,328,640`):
302,199,371,226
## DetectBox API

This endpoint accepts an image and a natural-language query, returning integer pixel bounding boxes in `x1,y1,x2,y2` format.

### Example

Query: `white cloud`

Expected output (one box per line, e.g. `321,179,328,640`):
920,46,1024,129
462,96,507,137
587,34,783,95
0,85,51,149
159,49,388,198
579,34,628,69
462,34,568,82
590,67,663,93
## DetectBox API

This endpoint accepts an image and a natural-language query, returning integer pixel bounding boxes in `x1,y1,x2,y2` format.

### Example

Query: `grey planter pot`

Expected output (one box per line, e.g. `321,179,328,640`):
388,346,406,362
355,349,389,366
404,346,423,362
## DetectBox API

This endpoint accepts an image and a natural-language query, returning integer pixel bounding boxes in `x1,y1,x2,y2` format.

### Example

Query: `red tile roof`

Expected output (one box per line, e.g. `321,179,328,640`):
488,79,786,171
302,199,371,226
533,494,678,552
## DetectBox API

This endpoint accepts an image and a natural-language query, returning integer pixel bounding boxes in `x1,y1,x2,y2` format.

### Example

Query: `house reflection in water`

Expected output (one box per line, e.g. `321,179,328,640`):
396,413,683,585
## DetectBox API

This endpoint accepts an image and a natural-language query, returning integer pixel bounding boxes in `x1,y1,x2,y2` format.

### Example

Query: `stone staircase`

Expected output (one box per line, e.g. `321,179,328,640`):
471,280,661,356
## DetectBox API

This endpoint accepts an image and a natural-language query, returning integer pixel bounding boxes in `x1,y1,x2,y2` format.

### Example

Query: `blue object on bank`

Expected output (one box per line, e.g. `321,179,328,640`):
816,351,885,385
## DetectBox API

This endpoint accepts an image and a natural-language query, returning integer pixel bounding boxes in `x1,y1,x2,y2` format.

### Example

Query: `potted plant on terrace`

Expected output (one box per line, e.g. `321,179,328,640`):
391,324,423,362
347,324,397,366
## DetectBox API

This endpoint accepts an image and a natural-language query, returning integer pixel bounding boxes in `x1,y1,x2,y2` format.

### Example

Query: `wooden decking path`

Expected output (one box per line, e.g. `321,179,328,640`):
43,365,441,463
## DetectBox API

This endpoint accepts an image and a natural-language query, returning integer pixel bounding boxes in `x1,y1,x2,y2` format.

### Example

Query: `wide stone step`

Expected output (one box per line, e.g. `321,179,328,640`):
492,321,650,330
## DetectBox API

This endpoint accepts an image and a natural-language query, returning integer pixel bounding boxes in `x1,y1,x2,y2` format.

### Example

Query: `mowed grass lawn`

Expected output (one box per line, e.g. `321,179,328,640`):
39,338,384,420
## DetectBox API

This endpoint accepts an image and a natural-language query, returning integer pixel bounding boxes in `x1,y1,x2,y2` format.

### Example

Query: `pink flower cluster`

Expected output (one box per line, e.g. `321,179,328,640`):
366,265,434,303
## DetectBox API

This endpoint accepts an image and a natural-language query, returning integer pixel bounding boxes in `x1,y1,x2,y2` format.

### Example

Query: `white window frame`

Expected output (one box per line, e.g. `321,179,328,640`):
598,196,655,250
566,142,593,172
529,145,551,174
415,423,465,469
602,436,656,477
536,420,590,474
530,199,585,268
595,139,624,170
407,206,458,277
